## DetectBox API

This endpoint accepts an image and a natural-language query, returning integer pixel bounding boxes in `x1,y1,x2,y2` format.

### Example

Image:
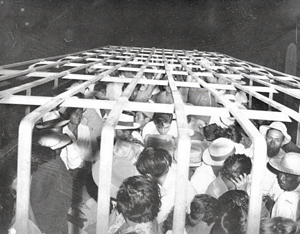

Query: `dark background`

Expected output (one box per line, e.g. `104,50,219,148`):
0,0,300,75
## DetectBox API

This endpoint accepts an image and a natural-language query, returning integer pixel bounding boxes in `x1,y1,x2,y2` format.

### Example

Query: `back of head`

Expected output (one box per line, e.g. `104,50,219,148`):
220,154,252,181
218,190,249,213
116,175,161,223
210,204,247,234
203,123,225,141
152,113,173,128
224,125,243,143
136,147,172,178
260,217,298,234
188,194,220,227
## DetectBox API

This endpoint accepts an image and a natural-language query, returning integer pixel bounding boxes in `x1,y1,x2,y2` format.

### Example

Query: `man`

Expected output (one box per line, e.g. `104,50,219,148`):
259,122,291,159
134,111,153,131
259,122,292,194
191,138,236,194
206,154,252,198
268,152,300,221
136,147,196,224
30,131,75,234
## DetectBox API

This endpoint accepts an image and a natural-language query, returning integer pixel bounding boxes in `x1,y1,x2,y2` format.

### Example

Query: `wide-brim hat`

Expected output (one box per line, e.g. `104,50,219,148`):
174,140,206,167
269,152,300,176
115,113,140,130
92,158,136,195
36,111,70,130
259,122,291,145
37,130,72,150
202,138,236,166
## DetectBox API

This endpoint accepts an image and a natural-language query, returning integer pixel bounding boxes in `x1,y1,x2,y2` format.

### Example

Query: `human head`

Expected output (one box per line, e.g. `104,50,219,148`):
202,138,236,167
115,113,141,140
218,190,249,214
136,147,172,179
260,217,298,234
210,205,247,234
134,111,152,130
64,107,84,126
188,194,220,226
203,123,226,142
259,122,291,158
153,113,173,135
224,125,243,143
269,152,300,191
116,175,161,223
220,154,252,190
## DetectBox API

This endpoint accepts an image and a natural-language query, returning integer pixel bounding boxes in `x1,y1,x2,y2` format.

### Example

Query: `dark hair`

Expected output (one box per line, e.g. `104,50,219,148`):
161,208,174,234
136,147,172,178
220,154,252,181
116,175,161,223
187,194,220,227
210,205,247,234
218,190,249,214
203,123,225,141
260,217,298,234
152,113,173,128
224,125,243,143
64,107,83,119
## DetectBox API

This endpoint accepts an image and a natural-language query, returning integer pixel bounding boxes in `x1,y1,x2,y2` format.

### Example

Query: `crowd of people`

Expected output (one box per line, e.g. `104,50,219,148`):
1,65,300,234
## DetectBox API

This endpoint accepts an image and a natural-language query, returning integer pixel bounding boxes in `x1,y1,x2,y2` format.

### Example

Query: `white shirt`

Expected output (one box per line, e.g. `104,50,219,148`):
157,167,196,224
271,183,300,221
191,163,216,195
61,124,92,169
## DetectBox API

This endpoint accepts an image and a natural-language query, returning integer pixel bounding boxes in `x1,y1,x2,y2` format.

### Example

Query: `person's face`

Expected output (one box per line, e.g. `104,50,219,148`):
134,112,149,129
115,129,132,140
70,109,83,125
266,129,284,158
223,162,242,190
277,172,300,191
155,122,171,135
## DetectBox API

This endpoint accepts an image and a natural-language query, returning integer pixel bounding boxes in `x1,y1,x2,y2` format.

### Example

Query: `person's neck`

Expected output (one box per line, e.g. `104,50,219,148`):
68,123,78,137
211,166,222,177
156,171,168,186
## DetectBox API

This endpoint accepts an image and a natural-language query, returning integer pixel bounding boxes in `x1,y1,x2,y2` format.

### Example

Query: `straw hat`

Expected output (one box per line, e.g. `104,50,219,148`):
37,130,72,150
113,140,138,162
92,158,136,198
174,140,206,167
35,111,69,130
259,122,291,145
202,138,236,166
115,114,140,130
269,152,300,176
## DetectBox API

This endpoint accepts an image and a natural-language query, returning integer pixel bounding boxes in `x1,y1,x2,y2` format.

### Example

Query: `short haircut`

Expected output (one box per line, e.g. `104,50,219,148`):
260,217,298,234
64,107,83,119
136,147,172,178
152,113,173,128
210,205,247,234
187,194,220,226
203,123,225,141
218,190,249,213
220,154,252,181
116,175,161,223
224,125,243,143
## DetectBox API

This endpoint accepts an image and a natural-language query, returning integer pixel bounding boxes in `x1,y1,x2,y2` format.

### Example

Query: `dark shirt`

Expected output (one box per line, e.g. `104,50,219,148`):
30,156,73,234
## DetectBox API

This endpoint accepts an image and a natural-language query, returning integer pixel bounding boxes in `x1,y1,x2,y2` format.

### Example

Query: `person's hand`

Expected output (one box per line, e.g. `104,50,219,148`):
231,173,249,191
262,195,275,212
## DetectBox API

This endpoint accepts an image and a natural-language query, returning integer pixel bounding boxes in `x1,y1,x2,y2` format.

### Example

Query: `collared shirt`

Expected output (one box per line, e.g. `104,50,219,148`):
61,124,92,169
191,163,216,195
157,167,196,224
271,183,300,221
205,176,229,199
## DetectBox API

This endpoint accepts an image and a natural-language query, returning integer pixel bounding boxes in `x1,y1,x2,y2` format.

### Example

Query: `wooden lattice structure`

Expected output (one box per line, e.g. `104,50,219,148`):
1,45,300,234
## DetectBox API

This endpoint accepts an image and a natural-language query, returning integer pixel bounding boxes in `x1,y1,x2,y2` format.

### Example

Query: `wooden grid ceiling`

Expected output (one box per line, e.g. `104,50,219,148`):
0,45,300,124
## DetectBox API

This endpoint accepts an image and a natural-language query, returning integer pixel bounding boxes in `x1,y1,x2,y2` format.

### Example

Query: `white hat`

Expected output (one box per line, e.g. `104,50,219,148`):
37,131,72,150
35,111,69,130
115,114,140,130
259,122,291,145
269,152,300,176
202,138,236,166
